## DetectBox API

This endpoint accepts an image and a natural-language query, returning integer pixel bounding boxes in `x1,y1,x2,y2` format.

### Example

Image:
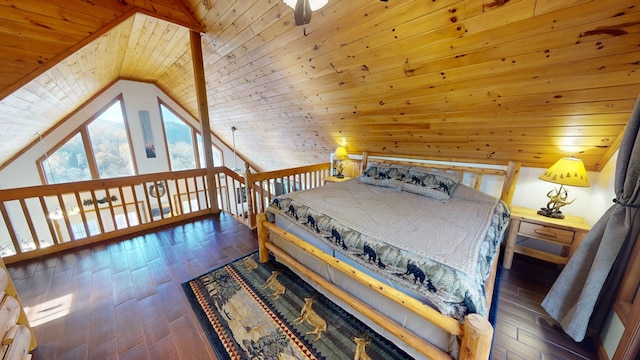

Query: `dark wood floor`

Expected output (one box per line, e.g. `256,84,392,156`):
7,213,598,359
493,255,598,359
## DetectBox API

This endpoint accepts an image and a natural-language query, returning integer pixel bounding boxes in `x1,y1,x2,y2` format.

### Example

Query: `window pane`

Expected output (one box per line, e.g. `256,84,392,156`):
182,198,200,213
88,101,134,178
42,133,91,184
115,212,139,229
197,134,204,168
161,104,196,171
213,145,222,167
71,220,99,240
196,134,222,168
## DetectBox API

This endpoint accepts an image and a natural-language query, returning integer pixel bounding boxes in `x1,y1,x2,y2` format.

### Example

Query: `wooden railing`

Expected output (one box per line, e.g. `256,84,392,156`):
244,163,331,228
0,167,253,264
0,162,331,263
211,165,255,224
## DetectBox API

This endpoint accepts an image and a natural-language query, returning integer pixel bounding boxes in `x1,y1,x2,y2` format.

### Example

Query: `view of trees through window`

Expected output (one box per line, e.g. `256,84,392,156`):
161,104,197,171
42,133,91,184
40,97,224,184
88,101,135,178
41,99,134,184
197,134,223,168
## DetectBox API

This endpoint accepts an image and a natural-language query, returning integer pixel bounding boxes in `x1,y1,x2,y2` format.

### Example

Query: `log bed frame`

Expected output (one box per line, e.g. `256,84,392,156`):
256,154,521,360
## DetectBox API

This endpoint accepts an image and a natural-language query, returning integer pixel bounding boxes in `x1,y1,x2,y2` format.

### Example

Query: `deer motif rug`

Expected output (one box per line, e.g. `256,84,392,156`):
182,252,413,360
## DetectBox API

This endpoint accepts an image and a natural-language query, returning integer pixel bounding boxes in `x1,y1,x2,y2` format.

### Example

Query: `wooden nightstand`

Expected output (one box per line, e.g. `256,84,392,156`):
322,176,353,184
503,206,591,269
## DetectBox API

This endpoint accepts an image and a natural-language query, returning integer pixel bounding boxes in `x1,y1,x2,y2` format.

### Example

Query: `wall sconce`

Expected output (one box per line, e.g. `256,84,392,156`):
334,146,349,178
537,157,590,219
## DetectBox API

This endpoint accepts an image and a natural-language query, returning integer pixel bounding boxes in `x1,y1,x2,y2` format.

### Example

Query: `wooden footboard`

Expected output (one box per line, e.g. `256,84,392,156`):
257,213,493,360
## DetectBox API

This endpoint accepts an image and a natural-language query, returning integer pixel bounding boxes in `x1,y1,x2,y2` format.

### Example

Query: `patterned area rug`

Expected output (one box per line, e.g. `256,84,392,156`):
182,252,413,359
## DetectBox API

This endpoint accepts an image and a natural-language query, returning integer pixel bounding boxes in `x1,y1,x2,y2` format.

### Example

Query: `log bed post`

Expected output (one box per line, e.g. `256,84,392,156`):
257,212,269,263
360,151,369,174
460,314,493,359
500,160,521,207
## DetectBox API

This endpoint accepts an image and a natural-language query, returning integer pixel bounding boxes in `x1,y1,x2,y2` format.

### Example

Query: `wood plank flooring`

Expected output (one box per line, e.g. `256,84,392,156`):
7,213,599,359
493,255,598,359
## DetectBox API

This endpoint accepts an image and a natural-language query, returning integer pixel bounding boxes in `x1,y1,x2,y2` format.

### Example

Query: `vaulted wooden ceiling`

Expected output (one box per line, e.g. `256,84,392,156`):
1,0,639,172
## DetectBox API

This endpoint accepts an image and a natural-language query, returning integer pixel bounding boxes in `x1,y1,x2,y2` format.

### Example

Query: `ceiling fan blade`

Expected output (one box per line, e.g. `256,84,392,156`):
294,0,312,26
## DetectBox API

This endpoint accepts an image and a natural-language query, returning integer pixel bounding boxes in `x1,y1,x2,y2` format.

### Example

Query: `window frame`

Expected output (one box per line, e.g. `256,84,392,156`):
158,99,224,170
196,133,224,169
37,95,138,184
158,99,200,171
37,94,225,185
37,129,95,185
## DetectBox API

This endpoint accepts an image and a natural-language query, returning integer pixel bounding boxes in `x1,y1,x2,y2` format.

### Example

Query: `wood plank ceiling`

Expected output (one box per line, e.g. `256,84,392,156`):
1,0,639,173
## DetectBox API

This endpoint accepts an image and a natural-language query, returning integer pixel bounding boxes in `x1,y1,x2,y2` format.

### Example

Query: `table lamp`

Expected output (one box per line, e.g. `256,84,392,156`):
537,157,590,219
334,146,349,178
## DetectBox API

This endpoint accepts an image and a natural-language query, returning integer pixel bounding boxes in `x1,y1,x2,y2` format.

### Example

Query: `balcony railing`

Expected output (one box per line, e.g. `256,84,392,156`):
0,164,332,263
0,167,246,263
244,163,331,228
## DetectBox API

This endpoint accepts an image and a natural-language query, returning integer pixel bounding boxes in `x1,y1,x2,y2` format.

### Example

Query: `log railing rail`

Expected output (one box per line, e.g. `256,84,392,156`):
243,162,331,228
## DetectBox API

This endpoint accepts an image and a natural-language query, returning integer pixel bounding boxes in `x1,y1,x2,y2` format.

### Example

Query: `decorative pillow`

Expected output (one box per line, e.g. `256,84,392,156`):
360,163,409,191
400,167,459,202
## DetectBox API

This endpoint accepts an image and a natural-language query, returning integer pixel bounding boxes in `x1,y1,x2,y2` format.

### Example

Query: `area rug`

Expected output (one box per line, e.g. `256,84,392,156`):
182,251,413,359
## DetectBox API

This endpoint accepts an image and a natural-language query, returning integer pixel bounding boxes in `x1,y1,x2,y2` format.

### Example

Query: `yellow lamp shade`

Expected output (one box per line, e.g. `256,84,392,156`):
334,146,349,160
539,157,590,187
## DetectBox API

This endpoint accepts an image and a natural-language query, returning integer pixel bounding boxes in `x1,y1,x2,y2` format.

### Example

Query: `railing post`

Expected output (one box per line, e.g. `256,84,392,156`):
244,162,256,228
190,31,220,214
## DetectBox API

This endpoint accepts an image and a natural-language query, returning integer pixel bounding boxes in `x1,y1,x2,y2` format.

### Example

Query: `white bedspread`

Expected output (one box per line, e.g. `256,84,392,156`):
267,178,508,319
290,179,497,275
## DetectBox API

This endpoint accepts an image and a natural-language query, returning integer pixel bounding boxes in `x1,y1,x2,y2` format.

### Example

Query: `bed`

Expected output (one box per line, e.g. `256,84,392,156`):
256,154,521,359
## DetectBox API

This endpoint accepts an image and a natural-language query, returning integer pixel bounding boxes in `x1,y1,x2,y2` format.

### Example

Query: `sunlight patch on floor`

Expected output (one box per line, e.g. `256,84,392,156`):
24,294,73,327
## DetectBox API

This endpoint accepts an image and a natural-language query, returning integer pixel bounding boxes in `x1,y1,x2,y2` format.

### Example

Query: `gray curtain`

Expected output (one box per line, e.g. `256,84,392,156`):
541,94,640,342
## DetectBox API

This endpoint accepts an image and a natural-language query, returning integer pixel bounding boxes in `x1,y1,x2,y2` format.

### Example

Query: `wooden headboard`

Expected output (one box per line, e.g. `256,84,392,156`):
358,152,521,207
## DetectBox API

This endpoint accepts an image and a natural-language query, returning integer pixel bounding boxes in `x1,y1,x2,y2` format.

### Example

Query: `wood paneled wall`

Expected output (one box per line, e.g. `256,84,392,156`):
1,0,640,173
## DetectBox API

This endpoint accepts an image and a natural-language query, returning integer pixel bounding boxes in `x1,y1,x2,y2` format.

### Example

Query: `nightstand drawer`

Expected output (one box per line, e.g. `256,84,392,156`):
503,206,591,269
519,222,574,244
